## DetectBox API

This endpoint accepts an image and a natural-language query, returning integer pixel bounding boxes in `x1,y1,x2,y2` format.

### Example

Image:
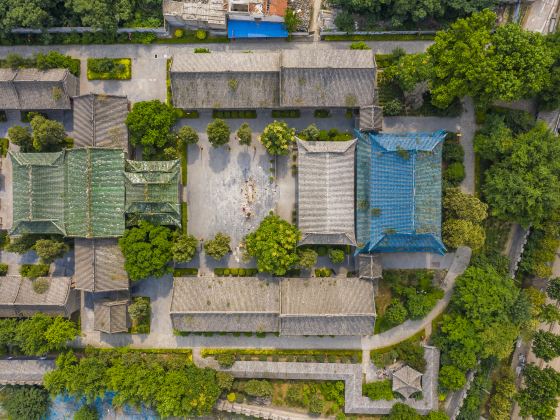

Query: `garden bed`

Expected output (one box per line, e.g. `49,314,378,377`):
129,296,150,334
370,330,426,372
202,348,361,363
173,267,198,277
87,58,131,80
271,109,300,118
213,267,259,277
323,34,435,41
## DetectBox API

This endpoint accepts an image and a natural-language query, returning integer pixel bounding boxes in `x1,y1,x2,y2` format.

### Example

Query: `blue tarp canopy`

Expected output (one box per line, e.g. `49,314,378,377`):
228,19,288,38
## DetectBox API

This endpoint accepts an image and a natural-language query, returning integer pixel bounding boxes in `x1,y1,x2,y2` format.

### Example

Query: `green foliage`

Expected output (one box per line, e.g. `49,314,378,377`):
517,364,560,420
242,379,273,398
0,262,8,275
532,330,560,362
328,248,345,264
125,100,178,159
540,304,560,323
118,221,174,281
44,349,220,418
384,299,408,327
442,137,464,164
547,277,560,301
245,214,300,275
387,402,421,420
204,232,231,261
20,264,50,278
195,29,207,40
30,114,66,152
383,98,404,116
14,314,77,356
350,41,370,50
0,318,17,354
442,219,485,250
216,353,236,368
87,58,130,80
297,247,318,270
207,118,230,147
363,380,394,401
439,365,465,391
33,238,68,263
237,123,252,146
384,53,432,92
216,371,234,390
74,404,99,420
520,224,560,278
176,125,199,146
284,8,300,33
260,121,295,155
443,188,488,223
334,11,354,32
428,10,553,108
444,162,465,187
488,368,515,420
172,234,198,262
128,297,150,324
1,386,50,420
194,47,210,53
473,114,514,162
484,122,560,227
8,125,33,152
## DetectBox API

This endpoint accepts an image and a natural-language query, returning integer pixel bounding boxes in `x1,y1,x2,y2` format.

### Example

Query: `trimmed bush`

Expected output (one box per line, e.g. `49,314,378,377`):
444,162,465,186
0,263,8,275
20,264,49,279
328,249,345,264
383,99,403,116
87,58,131,80
363,380,395,401
216,353,236,368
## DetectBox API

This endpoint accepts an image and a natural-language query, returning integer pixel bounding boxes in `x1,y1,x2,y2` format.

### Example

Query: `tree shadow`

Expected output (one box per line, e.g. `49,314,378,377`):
208,145,231,173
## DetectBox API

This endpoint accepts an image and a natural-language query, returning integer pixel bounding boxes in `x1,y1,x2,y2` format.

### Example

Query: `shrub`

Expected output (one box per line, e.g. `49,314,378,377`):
207,118,230,147
33,239,68,263
195,30,207,40
128,297,150,324
243,380,273,398
204,233,231,260
308,392,325,414
194,48,210,53
217,372,234,390
297,248,318,270
443,138,464,164
172,234,198,262
0,263,8,276
383,99,403,116
350,41,370,50
216,353,236,368
177,125,199,146
2,386,51,420
315,267,332,277
328,249,345,264
227,392,236,402
260,121,295,155
385,299,408,327
439,365,466,391
237,123,252,146
443,219,486,250
174,29,184,38
74,404,99,420
20,264,49,279
363,380,394,400
32,278,50,294
444,162,465,186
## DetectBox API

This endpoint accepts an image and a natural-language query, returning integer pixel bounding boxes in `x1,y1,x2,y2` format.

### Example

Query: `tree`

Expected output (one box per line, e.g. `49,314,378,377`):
284,8,299,33
428,10,553,108
439,365,466,391
176,125,199,146
237,123,252,146
540,304,560,323
260,121,295,155
203,232,231,260
442,219,485,250
207,118,230,147
443,188,488,223
5,234,42,254
384,53,432,92
125,100,178,158
74,405,99,420
483,122,560,227
1,386,50,420
334,10,354,32
8,125,33,152
517,364,560,420
128,297,150,324
299,124,320,141
387,403,421,420
297,248,318,270
30,114,66,151
244,214,300,275
473,115,513,162
118,221,174,281
547,277,560,301
33,239,68,263
44,317,78,352
385,299,408,327
216,371,234,391
0,318,17,354
65,0,132,32
172,234,198,262
488,369,516,420
328,248,345,264
532,330,560,362
242,380,273,398
425,411,449,420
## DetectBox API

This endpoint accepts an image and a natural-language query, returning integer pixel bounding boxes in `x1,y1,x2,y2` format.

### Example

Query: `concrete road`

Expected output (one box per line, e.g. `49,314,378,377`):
524,0,559,33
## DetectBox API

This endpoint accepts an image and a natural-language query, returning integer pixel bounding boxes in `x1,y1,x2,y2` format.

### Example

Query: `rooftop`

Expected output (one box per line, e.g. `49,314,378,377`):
94,299,129,334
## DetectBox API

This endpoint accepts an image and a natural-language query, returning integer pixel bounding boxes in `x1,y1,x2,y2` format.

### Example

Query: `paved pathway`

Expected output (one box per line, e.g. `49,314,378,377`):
458,97,476,195
523,0,559,33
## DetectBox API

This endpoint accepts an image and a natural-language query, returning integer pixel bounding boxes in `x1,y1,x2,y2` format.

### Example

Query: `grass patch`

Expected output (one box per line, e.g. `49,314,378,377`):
129,296,151,334
173,267,198,277
87,58,131,80
323,34,435,41
181,202,188,234
0,137,9,157
202,348,361,363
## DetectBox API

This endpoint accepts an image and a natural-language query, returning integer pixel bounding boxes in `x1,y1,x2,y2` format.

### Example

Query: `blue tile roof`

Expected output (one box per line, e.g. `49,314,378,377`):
356,130,446,255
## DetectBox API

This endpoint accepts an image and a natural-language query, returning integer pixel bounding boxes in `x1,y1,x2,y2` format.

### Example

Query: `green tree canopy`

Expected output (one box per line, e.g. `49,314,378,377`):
260,121,295,155
118,221,174,281
517,364,560,420
442,219,485,250
14,314,77,356
128,297,150,324
483,122,560,227
73,405,99,420
439,365,466,391
207,118,230,148
384,53,432,92
385,299,408,327
1,385,50,420
125,100,178,158
547,277,560,301
532,330,560,362
172,233,198,263
428,10,553,108
33,239,69,263
30,114,66,152
203,232,231,261
473,114,514,162
443,188,488,223
7,125,33,152
297,247,318,270
245,214,300,275
176,125,199,146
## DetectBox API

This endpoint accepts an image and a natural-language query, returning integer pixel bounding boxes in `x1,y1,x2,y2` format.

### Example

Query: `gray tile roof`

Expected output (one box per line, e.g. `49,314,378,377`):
359,105,383,132
94,299,129,333
297,139,356,246
170,50,376,109
280,316,375,336
0,359,56,385
170,276,280,332
0,276,78,317
392,365,423,399
74,238,129,292
0,68,78,110
73,94,129,150
358,254,382,280
280,50,376,108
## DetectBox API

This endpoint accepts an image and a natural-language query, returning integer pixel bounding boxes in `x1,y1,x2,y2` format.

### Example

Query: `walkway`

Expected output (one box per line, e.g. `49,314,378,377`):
0,358,55,385
459,97,476,195
193,346,440,416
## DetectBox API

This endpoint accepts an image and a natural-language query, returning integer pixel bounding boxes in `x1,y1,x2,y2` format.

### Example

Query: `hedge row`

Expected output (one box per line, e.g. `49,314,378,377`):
173,267,198,277
212,110,257,119
214,268,259,277
271,109,300,118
